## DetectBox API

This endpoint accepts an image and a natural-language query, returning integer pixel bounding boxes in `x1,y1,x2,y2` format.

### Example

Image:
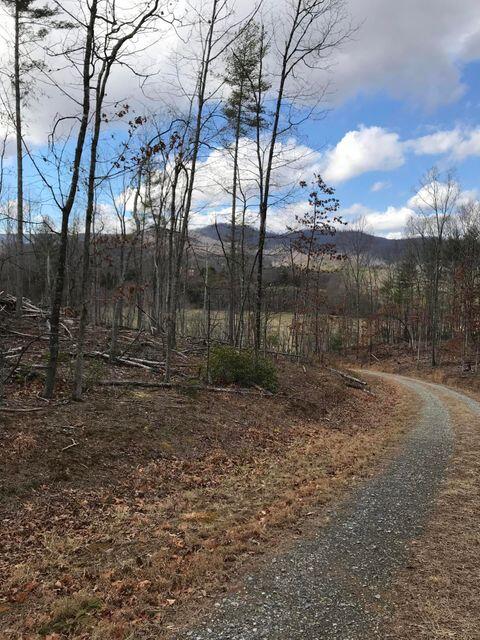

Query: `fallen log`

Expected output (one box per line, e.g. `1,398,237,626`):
85,352,188,376
0,406,45,413
328,367,368,390
98,380,274,396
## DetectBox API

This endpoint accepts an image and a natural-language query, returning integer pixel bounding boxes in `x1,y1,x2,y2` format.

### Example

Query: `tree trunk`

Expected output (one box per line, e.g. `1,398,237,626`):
228,98,242,345
14,4,24,316
43,0,97,399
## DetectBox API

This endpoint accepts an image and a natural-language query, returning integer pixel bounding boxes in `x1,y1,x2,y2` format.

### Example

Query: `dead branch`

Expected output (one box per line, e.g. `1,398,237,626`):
98,379,274,396
328,367,368,389
61,438,79,451
0,406,45,413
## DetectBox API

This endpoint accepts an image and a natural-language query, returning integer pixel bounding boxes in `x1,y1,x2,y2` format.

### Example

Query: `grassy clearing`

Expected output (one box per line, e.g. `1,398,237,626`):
0,365,414,639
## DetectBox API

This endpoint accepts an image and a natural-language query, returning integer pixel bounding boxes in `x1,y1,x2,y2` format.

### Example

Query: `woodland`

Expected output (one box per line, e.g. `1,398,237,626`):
1,2,480,639
0,0,479,404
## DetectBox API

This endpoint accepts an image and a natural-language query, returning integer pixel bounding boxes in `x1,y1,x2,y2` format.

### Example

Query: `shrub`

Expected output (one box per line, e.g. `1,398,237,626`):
329,333,343,353
208,346,278,392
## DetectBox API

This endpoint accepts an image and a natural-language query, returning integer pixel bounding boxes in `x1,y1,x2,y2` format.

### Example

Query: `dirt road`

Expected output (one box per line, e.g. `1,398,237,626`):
179,374,479,640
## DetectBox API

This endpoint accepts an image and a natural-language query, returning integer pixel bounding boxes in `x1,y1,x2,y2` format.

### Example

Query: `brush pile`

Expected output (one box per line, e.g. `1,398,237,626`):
0,292,48,320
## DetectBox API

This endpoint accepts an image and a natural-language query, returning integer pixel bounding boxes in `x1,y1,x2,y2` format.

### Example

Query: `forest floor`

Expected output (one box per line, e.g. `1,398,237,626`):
0,323,415,639
353,340,480,400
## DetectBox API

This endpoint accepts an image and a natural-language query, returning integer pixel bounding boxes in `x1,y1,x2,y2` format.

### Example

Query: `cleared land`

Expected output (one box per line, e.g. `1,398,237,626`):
0,365,412,639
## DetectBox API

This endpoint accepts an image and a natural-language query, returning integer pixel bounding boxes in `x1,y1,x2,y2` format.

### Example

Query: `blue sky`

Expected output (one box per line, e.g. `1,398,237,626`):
319,59,480,223
2,0,480,238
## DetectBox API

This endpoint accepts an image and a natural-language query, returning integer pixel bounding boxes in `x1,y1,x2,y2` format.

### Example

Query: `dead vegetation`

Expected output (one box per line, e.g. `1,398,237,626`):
0,350,413,639
386,389,480,639
348,341,480,400
0,296,418,639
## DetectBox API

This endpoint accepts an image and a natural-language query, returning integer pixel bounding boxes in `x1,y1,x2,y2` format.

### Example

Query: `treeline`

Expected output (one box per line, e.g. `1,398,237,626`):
3,167,479,372
335,172,480,368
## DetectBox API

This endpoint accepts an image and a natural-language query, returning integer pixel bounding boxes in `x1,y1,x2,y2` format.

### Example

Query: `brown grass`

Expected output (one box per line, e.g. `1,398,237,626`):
0,364,414,640
353,341,480,401
385,390,480,639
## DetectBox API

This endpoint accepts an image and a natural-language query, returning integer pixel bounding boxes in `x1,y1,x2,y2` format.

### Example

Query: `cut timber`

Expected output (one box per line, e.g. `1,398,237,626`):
85,352,188,376
0,406,45,413
98,380,273,396
0,291,47,318
328,368,368,390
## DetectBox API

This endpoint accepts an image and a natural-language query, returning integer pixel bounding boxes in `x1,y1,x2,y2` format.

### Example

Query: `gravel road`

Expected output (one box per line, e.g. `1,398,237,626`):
179,374,464,640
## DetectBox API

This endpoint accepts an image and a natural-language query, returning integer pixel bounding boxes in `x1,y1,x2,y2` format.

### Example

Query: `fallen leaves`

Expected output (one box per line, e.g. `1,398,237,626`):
0,367,410,640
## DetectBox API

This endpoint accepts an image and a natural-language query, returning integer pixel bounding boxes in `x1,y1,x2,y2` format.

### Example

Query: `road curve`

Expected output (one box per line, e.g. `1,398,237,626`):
178,374,472,640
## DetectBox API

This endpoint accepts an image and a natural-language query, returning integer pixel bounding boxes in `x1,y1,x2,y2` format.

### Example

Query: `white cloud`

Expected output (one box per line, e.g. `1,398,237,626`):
112,136,322,233
191,136,321,210
94,202,134,234
371,180,391,192
407,127,480,160
334,0,480,108
407,181,476,210
320,125,480,187
453,129,480,160
342,203,414,238
408,130,463,155
339,179,480,239
1,0,480,155
322,126,404,184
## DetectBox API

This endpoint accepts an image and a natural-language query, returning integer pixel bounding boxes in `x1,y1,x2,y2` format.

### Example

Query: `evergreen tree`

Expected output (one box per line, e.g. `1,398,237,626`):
223,21,270,344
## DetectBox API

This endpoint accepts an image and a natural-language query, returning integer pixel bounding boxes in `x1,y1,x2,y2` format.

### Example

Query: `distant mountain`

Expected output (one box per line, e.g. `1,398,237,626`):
192,224,412,263
0,225,412,264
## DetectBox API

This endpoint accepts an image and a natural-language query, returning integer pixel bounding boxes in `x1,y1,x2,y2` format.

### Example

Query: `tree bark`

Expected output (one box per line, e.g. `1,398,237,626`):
43,0,98,399
14,3,24,316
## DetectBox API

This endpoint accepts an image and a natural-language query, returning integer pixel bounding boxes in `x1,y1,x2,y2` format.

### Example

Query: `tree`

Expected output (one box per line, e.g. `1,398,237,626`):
287,175,342,356
1,0,62,315
343,216,372,354
254,0,351,353
164,0,243,380
409,168,459,366
71,0,169,400
41,0,98,398
223,21,269,344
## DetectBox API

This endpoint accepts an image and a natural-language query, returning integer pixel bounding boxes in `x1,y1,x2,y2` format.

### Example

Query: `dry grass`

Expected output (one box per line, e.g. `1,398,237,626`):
356,341,480,400
385,390,480,639
0,366,414,640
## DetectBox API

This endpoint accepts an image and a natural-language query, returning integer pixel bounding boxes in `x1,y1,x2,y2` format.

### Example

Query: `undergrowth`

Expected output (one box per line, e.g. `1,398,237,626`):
208,346,278,392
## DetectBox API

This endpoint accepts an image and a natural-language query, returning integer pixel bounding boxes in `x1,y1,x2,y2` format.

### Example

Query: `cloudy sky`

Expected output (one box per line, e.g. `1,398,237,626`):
2,0,480,238
261,0,480,238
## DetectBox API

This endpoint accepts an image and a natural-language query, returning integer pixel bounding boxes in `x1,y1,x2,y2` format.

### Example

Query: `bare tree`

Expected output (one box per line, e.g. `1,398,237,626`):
41,0,98,398
71,0,171,400
409,167,459,366
0,0,63,315
343,216,372,354
164,0,249,380
254,0,351,352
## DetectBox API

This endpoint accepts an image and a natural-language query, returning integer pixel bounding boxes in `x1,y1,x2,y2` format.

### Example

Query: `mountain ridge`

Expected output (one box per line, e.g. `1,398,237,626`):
192,223,411,262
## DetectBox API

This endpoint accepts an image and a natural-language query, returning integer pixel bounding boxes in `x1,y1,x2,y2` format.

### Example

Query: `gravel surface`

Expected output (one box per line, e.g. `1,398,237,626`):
179,374,456,640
